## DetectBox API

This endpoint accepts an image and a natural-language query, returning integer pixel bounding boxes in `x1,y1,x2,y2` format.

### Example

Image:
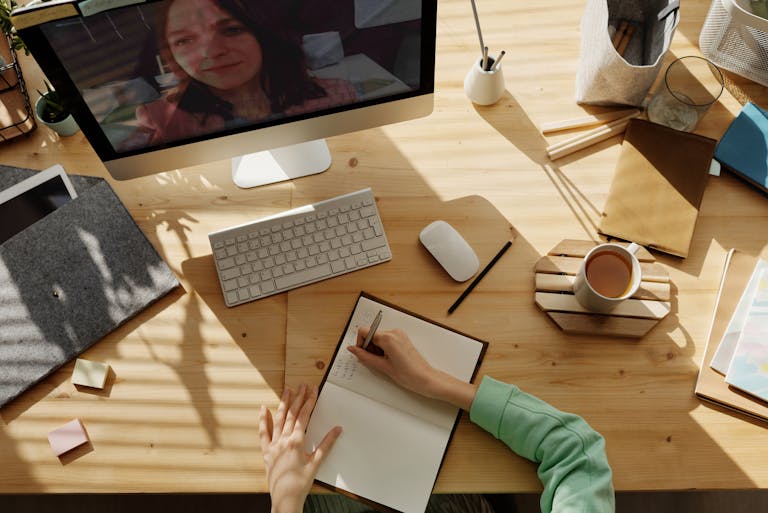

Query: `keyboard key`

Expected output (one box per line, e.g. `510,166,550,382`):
331,260,345,273
275,263,332,289
261,280,276,293
362,236,387,252
221,267,241,280
226,291,239,304
249,285,261,297
218,257,235,270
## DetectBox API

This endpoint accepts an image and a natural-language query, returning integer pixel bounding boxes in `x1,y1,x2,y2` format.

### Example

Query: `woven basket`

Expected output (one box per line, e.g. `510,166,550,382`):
700,0,768,86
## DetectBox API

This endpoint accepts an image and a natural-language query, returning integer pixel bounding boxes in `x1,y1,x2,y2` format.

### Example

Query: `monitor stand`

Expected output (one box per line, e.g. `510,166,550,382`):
231,139,331,188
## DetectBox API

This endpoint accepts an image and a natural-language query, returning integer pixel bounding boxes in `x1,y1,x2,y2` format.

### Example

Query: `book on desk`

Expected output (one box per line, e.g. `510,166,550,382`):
305,292,487,513
695,249,768,422
714,102,768,195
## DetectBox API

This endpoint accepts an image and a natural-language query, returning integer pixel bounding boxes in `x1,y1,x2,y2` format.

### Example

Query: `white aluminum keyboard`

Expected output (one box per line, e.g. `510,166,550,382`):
208,188,391,307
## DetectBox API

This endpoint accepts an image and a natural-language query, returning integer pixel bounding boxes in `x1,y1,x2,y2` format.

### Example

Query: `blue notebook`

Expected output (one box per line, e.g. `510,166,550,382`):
714,102,768,194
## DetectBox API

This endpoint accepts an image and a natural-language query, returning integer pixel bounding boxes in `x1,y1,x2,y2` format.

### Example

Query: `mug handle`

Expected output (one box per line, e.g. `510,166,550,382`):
626,242,640,255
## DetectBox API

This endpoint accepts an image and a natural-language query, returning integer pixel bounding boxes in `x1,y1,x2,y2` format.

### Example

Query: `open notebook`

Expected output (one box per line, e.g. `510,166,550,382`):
305,292,487,513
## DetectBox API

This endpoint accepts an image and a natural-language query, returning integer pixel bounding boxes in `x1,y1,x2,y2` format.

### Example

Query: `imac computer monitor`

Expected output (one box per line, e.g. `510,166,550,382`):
17,0,436,188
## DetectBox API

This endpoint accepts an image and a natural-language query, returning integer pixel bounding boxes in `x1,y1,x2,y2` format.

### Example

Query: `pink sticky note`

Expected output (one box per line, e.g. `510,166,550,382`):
48,419,89,457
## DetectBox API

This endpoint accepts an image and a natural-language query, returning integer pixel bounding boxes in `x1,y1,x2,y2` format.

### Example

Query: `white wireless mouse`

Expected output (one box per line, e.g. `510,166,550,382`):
419,220,479,282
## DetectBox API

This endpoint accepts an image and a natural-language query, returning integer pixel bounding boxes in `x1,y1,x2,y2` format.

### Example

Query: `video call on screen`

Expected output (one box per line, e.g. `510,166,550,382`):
40,0,424,153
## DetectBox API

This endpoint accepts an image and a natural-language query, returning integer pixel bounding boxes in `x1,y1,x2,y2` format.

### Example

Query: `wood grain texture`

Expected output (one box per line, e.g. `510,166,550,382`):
0,0,767,496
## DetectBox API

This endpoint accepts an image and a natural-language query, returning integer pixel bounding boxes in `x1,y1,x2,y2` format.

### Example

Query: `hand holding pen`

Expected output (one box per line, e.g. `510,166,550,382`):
356,310,384,356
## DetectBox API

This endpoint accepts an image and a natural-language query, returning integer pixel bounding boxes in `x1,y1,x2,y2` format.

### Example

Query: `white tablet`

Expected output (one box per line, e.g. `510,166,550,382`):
0,164,78,244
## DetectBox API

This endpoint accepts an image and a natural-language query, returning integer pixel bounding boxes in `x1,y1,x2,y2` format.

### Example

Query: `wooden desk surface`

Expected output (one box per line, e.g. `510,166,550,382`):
2,0,767,494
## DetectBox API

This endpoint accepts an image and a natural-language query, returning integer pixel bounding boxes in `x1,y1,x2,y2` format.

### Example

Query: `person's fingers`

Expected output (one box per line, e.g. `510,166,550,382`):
369,330,396,352
258,405,273,454
273,386,291,439
356,326,369,347
347,345,390,374
296,384,318,431
283,383,306,435
311,425,343,471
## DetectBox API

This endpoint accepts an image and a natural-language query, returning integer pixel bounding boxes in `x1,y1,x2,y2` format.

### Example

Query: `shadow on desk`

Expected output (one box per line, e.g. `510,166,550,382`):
474,78,766,285
181,254,286,396
422,93,764,490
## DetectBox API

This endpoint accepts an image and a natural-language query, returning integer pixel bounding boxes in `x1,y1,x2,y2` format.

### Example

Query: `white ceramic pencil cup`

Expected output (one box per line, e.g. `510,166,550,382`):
464,57,505,105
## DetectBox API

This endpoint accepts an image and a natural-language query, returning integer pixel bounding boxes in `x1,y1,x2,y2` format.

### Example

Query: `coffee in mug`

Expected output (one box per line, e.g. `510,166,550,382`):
573,242,642,312
585,251,633,298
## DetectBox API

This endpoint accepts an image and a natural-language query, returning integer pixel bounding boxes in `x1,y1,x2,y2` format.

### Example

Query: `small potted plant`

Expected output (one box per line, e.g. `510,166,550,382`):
0,0,27,55
35,80,79,136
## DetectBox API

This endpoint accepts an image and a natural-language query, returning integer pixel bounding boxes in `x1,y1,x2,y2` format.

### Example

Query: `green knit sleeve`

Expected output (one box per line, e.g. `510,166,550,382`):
469,376,615,513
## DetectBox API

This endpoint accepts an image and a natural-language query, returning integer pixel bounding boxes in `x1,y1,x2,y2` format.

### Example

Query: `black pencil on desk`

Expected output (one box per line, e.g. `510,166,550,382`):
448,240,513,314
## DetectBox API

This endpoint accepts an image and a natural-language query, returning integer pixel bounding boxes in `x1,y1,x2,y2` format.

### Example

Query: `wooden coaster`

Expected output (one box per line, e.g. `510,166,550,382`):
535,240,671,338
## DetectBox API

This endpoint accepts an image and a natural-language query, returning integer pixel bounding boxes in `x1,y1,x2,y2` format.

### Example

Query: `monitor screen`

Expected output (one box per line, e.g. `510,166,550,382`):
19,0,436,185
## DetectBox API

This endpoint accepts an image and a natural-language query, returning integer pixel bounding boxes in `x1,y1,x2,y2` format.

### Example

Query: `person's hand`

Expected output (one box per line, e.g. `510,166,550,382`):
259,384,342,513
348,327,438,397
348,328,479,411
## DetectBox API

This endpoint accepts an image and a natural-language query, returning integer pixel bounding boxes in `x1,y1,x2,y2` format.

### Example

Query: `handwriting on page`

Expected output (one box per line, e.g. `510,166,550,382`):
330,351,358,381
329,308,378,382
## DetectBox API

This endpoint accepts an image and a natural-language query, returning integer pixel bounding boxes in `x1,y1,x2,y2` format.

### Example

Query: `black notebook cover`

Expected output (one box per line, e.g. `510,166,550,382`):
0,165,180,408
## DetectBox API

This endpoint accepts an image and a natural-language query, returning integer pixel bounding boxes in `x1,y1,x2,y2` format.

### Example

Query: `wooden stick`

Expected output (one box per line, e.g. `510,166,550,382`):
612,20,629,48
546,112,640,153
616,23,636,56
539,108,639,134
546,113,640,160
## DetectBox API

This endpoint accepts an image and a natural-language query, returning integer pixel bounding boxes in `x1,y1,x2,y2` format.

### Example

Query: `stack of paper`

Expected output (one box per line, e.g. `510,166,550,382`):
695,250,768,423
722,269,768,402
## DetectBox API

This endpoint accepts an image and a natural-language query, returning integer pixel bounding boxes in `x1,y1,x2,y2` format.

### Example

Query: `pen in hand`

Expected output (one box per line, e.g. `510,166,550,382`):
359,310,383,354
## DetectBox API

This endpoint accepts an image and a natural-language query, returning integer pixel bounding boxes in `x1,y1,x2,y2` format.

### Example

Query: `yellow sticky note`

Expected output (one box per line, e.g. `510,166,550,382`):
72,359,109,389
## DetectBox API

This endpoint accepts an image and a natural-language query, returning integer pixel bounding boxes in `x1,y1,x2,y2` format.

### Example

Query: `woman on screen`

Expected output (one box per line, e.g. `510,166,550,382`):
124,0,355,148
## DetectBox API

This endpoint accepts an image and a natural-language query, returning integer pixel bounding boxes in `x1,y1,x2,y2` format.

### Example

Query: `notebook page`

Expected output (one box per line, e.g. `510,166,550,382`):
724,269,768,401
710,259,767,374
326,295,484,429
306,382,448,513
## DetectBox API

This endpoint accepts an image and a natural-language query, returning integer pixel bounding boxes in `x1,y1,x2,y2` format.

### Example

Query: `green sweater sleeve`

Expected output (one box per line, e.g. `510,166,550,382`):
469,376,615,513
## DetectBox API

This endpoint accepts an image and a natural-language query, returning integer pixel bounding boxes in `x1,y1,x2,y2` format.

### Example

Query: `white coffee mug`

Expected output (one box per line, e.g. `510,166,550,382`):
573,242,642,313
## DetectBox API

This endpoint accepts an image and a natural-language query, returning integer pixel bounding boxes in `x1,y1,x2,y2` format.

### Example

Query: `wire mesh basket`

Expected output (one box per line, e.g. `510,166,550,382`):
700,0,768,86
